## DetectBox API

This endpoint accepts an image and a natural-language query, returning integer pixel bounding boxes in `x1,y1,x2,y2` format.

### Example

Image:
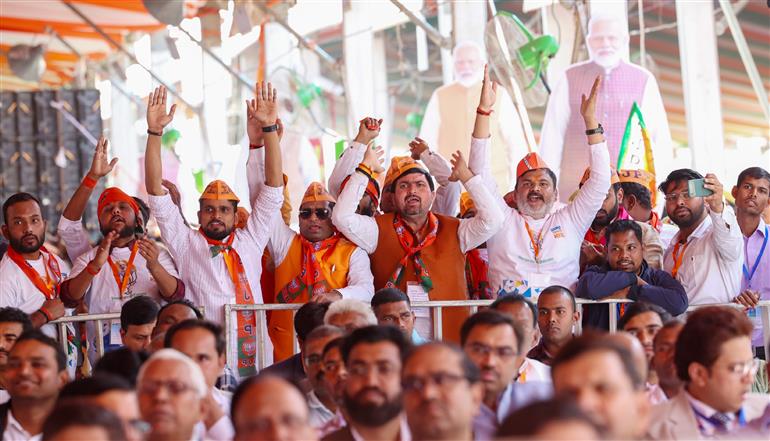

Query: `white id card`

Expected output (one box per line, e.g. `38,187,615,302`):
109,320,122,346
527,272,552,300
407,282,432,339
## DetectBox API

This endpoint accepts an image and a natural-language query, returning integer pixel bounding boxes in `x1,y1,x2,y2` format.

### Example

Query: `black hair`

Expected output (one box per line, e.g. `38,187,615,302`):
322,337,345,358
552,332,643,389
371,288,411,310
605,219,643,244
42,401,127,441
539,285,577,312
93,348,149,386
13,330,66,372
620,182,652,210
230,374,309,425
120,296,160,331
294,301,331,342
497,397,603,438
460,310,526,353
736,166,770,187
618,301,672,331
2,192,42,224
515,168,558,190
391,168,436,192
0,307,34,333
489,294,538,329
164,319,225,356
403,342,480,383
58,373,132,400
340,325,411,364
132,196,151,225
658,168,703,194
158,299,203,320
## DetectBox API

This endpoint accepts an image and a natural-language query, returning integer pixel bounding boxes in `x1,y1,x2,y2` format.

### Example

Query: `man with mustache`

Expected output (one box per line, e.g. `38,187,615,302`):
730,167,770,358
470,66,610,297
460,310,552,440
323,325,410,441
0,308,33,404
576,219,687,330
145,82,284,375
302,325,345,429
333,131,503,343
540,13,673,199
660,168,743,305
0,193,68,331
527,286,580,366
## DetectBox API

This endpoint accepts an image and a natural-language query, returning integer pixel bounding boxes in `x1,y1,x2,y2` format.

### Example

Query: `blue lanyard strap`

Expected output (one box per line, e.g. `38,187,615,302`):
743,226,769,285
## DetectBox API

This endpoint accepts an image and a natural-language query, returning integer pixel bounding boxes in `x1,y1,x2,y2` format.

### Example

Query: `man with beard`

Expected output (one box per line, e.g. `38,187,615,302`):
323,325,410,441
618,169,680,246
144,82,284,375
579,169,663,272
469,66,610,297
333,133,503,343
0,308,32,404
577,220,687,330
0,193,68,330
460,310,552,440
527,286,580,366
660,169,743,305
540,13,673,199
730,167,770,357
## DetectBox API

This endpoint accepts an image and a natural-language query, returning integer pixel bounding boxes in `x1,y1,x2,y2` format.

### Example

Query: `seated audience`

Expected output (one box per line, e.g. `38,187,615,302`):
489,295,550,383
149,299,202,351
650,319,685,401
647,306,769,439
41,401,126,441
618,301,672,363
370,288,426,344
302,325,345,428
318,337,349,437
577,220,687,329
231,375,318,441
0,307,33,404
93,348,149,387
324,299,377,332
496,397,603,440
401,342,483,441
119,295,160,353
527,286,580,366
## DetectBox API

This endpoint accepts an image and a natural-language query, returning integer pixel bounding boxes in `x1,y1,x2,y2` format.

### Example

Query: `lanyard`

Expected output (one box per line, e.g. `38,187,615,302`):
524,221,544,262
690,404,745,435
671,241,689,278
742,226,768,287
107,242,140,299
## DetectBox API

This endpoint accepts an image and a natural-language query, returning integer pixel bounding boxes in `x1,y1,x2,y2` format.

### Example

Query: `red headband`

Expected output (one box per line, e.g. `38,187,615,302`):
97,187,140,217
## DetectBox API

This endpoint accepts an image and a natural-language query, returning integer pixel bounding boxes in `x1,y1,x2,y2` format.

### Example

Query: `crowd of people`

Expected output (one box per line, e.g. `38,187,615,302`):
0,69,768,440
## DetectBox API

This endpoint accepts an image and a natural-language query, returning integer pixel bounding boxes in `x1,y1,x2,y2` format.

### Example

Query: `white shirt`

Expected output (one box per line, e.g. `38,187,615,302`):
663,207,743,305
517,357,551,384
350,415,412,441
148,186,283,368
193,387,234,441
57,216,92,263
307,390,335,429
3,409,41,441
539,62,674,189
332,172,504,255
469,136,611,296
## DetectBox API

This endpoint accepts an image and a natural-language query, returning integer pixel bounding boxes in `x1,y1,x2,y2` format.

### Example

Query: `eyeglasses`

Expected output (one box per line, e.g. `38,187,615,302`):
348,362,399,378
299,208,331,220
402,372,468,393
664,192,693,202
139,380,196,396
725,359,760,377
466,342,518,360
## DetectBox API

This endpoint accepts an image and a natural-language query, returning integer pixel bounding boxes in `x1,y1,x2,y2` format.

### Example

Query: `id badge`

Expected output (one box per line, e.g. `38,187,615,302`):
407,282,432,339
109,320,123,346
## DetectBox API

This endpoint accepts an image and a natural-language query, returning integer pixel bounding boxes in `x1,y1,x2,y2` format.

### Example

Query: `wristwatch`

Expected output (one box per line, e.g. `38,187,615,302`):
585,123,604,135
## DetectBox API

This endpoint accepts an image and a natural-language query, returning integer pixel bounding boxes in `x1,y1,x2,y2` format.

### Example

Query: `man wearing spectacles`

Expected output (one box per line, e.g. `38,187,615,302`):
301,325,345,430
460,310,552,440
648,306,770,439
402,342,483,441
323,325,410,441
136,349,208,441
660,169,743,305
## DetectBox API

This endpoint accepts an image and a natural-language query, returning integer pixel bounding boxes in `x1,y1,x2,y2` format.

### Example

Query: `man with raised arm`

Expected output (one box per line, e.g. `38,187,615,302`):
144,83,284,376
469,66,611,297
332,139,503,343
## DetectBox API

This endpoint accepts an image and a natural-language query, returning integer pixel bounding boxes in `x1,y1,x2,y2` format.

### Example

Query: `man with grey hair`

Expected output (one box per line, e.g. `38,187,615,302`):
419,40,536,192
324,299,376,333
540,12,673,199
137,348,208,441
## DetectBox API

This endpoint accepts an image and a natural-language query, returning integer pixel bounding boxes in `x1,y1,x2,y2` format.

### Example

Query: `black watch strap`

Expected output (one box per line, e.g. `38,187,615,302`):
585,123,604,136
262,124,278,133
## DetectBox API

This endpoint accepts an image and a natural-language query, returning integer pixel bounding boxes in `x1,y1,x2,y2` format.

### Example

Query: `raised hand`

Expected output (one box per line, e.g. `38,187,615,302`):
147,86,177,132
478,64,498,112
408,137,430,160
580,76,601,128
703,173,725,213
246,98,263,145
91,230,118,269
449,150,473,183
354,117,382,145
362,145,385,174
138,238,161,270
88,136,118,179
254,81,278,126
162,179,182,209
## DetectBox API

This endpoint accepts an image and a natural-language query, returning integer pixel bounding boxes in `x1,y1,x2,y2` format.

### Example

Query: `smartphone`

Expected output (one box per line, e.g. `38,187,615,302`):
688,178,714,197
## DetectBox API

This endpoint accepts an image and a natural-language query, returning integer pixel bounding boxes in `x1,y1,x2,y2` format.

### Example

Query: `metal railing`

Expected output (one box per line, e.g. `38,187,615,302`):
50,312,121,358
224,299,770,371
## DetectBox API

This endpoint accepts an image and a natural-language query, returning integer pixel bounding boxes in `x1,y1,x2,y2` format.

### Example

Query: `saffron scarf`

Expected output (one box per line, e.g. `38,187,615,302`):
200,229,258,377
276,233,341,304
6,245,62,299
386,213,438,292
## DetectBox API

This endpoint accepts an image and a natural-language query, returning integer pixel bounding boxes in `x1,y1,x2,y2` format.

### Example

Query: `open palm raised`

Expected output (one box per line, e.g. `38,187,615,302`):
147,86,177,132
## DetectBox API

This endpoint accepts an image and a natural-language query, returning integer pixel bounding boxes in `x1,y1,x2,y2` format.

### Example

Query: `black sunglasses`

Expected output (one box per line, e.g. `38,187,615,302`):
299,208,331,220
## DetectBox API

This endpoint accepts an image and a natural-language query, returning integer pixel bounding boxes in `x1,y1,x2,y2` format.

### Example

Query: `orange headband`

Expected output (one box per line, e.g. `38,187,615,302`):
97,187,139,216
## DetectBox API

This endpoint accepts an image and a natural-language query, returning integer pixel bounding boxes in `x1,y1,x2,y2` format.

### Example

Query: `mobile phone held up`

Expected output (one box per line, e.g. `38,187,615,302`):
688,178,714,197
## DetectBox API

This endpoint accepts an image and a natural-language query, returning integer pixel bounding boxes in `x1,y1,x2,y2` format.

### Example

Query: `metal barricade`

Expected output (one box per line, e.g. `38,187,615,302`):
49,312,121,360
225,299,770,371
